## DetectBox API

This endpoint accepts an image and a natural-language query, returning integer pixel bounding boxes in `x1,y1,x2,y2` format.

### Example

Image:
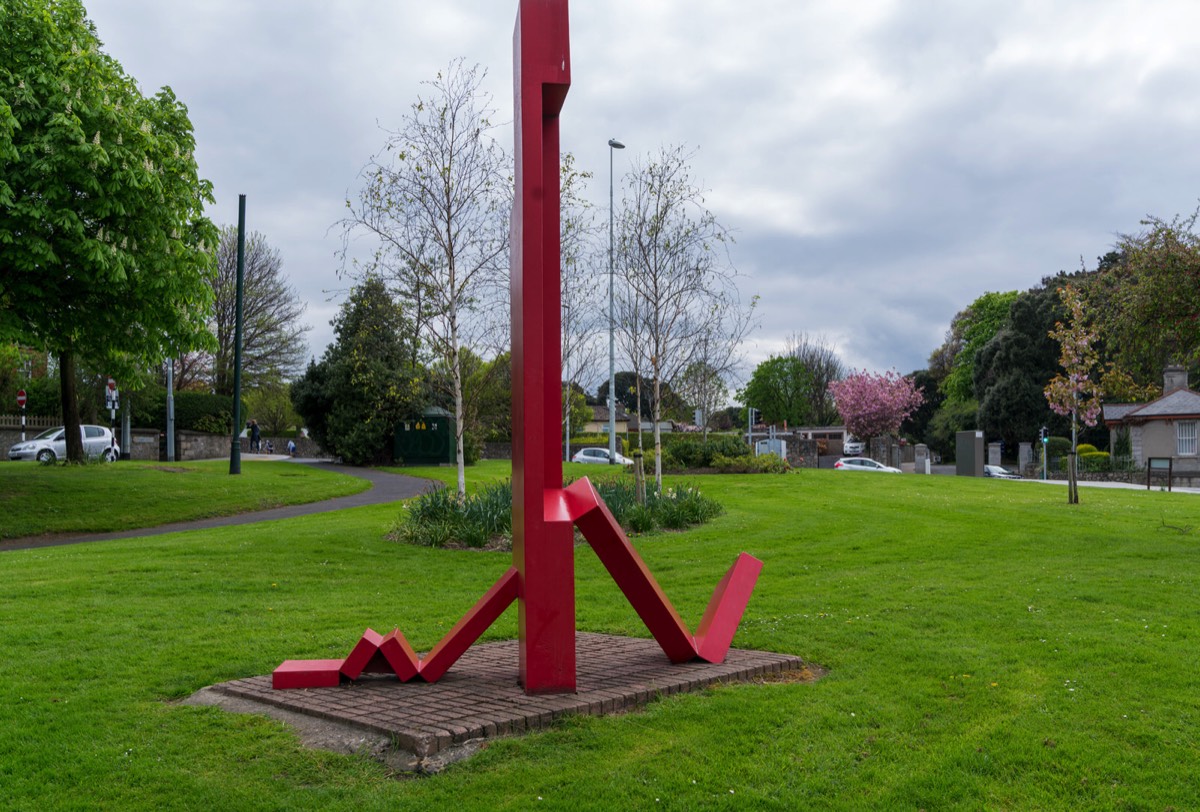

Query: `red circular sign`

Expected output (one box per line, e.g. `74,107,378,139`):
16,389,26,408
107,377,116,392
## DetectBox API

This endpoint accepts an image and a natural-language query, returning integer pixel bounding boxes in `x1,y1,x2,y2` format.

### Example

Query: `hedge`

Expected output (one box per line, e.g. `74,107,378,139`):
130,389,246,433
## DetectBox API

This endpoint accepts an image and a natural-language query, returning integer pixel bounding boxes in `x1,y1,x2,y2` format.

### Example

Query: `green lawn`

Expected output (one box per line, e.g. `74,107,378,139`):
0,459,371,540
2,466,1199,809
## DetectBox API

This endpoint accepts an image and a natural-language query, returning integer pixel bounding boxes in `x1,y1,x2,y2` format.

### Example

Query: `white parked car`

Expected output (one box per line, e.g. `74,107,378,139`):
571,447,634,466
843,436,865,456
833,456,901,473
8,425,119,463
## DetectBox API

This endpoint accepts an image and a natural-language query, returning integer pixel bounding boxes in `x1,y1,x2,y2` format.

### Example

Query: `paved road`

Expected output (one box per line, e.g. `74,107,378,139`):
0,460,437,553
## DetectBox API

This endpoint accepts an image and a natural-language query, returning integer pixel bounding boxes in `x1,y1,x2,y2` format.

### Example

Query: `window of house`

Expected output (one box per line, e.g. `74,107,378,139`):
1179,421,1198,456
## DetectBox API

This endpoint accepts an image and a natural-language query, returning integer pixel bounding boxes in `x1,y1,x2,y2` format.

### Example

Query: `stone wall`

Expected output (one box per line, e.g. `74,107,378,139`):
785,438,819,468
127,428,160,461
1028,465,1200,489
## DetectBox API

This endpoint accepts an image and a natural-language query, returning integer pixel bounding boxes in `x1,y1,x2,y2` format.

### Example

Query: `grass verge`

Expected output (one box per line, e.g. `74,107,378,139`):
0,459,370,540
1,467,1199,808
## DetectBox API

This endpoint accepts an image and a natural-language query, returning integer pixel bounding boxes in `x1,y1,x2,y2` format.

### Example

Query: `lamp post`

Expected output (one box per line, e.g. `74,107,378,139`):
607,137,625,463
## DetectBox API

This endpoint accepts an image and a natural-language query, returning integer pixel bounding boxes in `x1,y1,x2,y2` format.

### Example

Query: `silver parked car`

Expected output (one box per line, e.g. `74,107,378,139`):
571,447,634,466
833,456,901,473
984,464,1022,480
8,425,119,463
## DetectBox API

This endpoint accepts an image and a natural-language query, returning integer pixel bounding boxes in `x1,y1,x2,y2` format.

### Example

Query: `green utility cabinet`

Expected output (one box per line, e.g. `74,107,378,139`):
394,407,455,465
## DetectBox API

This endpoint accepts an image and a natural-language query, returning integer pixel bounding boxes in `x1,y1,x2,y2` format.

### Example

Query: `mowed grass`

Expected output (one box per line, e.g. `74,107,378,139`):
0,459,371,540
2,466,1200,809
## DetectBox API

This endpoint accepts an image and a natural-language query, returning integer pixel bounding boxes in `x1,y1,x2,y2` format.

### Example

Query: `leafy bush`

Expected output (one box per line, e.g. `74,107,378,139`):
1076,443,1099,455
660,434,751,468
710,452,790,474
193,412,232,435
390,475,723,548
1079,451,1111,471
9,374,62,418
1046,436,1071,458
389,480,513,548
647,484,725,529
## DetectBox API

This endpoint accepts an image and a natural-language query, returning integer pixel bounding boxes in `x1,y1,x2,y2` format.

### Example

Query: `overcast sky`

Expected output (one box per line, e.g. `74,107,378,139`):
84,0,1200,389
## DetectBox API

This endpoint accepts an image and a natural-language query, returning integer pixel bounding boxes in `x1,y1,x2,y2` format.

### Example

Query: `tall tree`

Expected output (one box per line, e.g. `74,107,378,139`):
785,332,845,425
683,294,757,436
211,227,309,394
559,153,601,451
939,290,1019,403
676,359,729,437
616,144,751,490
290,277,423,465
1095,212,1200,378
738,355,814,427
340,60,509,494
244,372,302,437
596,371,661,422
0,0,217,461
829,370,924,445
901,368,945,444
1044,285,1101,505
972,278,1069,448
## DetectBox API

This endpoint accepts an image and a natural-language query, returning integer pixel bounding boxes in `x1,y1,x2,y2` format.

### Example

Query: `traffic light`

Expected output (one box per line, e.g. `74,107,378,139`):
1039,426,1048,444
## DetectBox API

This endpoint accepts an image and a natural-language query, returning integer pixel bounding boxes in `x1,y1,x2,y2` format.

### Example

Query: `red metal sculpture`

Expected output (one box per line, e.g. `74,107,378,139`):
273,0,761,695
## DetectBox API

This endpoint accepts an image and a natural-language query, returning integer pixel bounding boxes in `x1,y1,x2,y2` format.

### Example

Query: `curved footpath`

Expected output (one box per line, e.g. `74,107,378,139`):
0,459,436,553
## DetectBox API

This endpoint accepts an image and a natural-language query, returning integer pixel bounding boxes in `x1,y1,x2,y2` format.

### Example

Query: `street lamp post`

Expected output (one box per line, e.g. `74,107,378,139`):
607,137,625,463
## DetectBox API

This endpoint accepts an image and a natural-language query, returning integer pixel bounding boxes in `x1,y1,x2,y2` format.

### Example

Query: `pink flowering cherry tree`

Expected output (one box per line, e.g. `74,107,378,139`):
1043,285,1101,504
828,370,924,455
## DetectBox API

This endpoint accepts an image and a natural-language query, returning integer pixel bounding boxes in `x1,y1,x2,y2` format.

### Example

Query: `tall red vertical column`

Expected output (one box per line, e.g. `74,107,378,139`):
511,0,574,693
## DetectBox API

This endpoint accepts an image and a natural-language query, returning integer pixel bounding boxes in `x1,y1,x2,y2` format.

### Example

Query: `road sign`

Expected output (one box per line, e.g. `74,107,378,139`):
16,389,26,408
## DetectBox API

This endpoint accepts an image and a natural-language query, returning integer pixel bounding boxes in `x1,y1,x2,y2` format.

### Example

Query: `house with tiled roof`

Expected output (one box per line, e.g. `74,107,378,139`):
582,402,631,435
1102,366,1200,470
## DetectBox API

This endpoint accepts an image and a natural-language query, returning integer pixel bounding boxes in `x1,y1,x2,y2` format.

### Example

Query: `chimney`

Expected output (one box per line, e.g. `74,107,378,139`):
1164,365,1189,393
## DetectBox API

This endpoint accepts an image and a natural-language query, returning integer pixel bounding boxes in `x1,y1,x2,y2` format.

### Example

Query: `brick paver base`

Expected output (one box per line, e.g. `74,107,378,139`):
210,633,813,762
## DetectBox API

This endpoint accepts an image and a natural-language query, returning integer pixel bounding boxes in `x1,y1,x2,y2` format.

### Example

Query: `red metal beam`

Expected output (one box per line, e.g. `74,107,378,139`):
418,567,520,682
693,553,765,663
511,0,575,693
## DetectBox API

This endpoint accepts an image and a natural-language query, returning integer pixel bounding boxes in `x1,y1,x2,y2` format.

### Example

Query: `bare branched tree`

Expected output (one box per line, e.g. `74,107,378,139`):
340,59,510,494
616,144,751,490
560,153,601,452
612,267,650,450
785,332,846,426
678,294,758,438
212,226,310,394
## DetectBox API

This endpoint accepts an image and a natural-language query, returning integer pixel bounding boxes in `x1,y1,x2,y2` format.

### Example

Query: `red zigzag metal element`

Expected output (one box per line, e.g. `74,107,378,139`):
273,478,762,690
